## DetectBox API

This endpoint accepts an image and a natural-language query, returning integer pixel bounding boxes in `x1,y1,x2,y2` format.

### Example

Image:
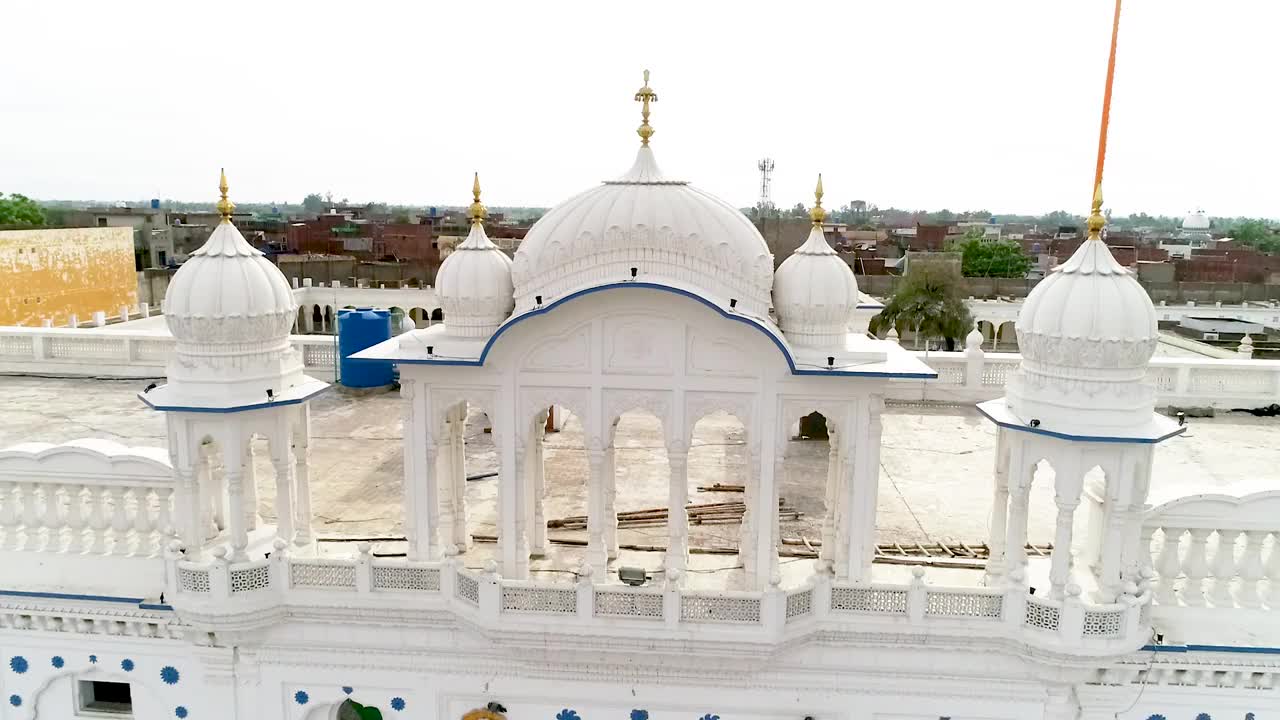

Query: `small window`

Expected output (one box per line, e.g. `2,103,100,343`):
78,680,132,715
97,218,108,227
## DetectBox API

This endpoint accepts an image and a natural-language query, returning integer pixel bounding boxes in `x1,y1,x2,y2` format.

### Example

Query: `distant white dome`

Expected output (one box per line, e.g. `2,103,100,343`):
511,146,774,317
163,212,303,404
435,178,514,338
773,223,858,348
1182,209,1210,231
1006,210,1158,433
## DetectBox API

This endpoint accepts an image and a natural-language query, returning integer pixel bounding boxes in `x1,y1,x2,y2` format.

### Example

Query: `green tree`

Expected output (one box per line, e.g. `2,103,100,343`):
869,261,974,351
960,237,1031,278
1231,219,1280,253
302,193,326,213
0,193,46,227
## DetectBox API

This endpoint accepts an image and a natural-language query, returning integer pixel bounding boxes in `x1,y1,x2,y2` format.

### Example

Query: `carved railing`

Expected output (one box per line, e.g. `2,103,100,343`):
0,327,338,378
1143,491,1280,609
164,543,1149,653
0,441,174,558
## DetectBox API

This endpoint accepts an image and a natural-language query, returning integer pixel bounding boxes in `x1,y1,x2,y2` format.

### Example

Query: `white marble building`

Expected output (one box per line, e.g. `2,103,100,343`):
0,76,1277,720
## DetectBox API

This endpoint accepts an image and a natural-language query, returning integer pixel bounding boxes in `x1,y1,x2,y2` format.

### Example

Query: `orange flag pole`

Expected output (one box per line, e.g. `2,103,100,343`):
1093,0,1123,199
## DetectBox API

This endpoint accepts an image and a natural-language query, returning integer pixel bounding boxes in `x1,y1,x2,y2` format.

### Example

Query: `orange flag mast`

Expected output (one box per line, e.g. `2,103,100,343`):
1093,0,1123,200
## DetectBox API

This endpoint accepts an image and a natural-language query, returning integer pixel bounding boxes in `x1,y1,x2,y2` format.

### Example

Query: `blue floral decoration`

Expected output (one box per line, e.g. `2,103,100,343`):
89,654,98,664
161,666,180,685
51,656,65,668
1246,715,1255,720
342,686,353,695
121,658,135,672
1195,715,1211,720
699,715,720,720
9,656,28,674
390,697,406,711
631,711,649,720
295,690,310,705
1144,716,1165,720
9,695,20,707
175,707,189,719
556,710,580,720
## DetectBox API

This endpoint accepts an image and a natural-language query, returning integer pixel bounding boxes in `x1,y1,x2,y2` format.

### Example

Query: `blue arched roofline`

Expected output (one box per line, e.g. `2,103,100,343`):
388,281,934,379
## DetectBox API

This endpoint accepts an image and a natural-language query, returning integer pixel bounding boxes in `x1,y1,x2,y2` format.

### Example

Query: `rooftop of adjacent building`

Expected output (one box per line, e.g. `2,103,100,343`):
3,374,1275,597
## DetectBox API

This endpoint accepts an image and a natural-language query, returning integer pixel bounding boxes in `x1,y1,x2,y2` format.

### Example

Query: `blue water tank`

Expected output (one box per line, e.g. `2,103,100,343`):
150,198,160,209
338,307,393,388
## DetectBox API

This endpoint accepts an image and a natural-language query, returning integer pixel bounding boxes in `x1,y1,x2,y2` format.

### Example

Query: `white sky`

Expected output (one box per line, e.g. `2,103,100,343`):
2,0,1275,218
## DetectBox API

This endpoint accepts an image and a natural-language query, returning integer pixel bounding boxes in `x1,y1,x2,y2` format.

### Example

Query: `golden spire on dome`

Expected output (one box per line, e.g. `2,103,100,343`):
216,168,235,222
634,69,658,146
809,174,826,227
468,172,487,226
1086,183,1106,240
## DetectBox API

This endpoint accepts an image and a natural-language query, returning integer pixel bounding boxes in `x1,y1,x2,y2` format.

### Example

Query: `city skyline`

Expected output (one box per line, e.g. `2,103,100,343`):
2,0,1276,218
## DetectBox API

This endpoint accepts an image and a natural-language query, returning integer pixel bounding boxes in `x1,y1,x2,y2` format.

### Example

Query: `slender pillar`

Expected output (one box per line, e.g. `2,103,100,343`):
529,410,548,557
505,427,529,578
666,442,690,577
843,398,882,583
818,424,839,571
450,405,468,548
1004,476,1032,585
604,419,620,560
436,434,456,549
175,454,202,556
402,380,437,560
739,444,759,581
224,459,248,561
586,448,608,580
1049,499,1079,599
271,449,295,545
984,429,1012,584
242,440,260,531
292,405,314,545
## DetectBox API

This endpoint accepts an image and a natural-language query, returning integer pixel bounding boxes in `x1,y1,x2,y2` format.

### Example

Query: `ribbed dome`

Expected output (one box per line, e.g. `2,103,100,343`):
162,214,304,405
436,219,514,338
773,224,859,347
511,146,774,317
1005,219,1159,433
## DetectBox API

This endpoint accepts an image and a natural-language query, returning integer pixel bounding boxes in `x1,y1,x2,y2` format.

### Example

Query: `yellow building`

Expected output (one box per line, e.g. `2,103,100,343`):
0,227,138,326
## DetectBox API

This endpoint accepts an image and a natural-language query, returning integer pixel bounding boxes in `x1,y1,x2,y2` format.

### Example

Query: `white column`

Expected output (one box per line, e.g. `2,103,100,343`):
292,404,314,546
739,443,759,582
1049,498,1079,599
818,423,839,572
496,395,528,579
402,379,437,560
843,398,882,583
666,441,689,578
1004,461,1032,585
174,453,203,556
242,440,260,531
223,432,249,561
527,409,547,556
435,432,456,550
586,448,608,580
985,429,1012,584
450,405,468,548
604,421,619,560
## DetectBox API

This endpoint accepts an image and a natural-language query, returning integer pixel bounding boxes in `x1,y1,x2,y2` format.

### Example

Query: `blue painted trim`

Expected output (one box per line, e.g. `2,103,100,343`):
976,404,1186,445
0,589,171,612
139,383,330,414
1141,643,1280,656
355,281,937,379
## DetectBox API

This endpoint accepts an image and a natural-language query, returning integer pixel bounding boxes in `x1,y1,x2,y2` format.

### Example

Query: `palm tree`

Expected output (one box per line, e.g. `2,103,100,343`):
870,262,974,351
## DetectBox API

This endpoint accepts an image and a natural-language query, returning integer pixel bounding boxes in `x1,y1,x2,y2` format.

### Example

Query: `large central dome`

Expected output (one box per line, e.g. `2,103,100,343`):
511,73,774,318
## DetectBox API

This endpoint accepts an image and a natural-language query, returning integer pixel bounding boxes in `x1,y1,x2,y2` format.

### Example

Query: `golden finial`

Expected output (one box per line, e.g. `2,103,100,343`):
1086,183,1106,239
634,69,658,147
468,172,487,226
216,168,235,222
809,174,827,227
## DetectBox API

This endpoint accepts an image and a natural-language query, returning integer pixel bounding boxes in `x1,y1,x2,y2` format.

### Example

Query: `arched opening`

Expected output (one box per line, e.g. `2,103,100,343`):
688,410,750,587
296,305,307,334
430,307,444,322
323,306,334,333
782,409,837,584
995,321,1016,351
523,403,588,577
311,305,323,333
606,409,669,581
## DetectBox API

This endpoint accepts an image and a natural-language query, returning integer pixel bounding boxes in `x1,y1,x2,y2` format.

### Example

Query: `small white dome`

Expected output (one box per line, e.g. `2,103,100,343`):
162,174,303,405
512,146,774,317
1182,209,1210,231
435,175,514,338
1006,204,1158,433
772,183,858,347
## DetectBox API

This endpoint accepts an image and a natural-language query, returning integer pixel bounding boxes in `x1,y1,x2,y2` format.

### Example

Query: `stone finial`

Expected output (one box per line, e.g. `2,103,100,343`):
965,322,984,351
1239,334,1254,358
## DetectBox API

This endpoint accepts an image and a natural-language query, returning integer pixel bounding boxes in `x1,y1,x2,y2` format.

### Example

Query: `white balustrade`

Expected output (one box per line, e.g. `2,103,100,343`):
1144,491,1280,609
0,442,176,558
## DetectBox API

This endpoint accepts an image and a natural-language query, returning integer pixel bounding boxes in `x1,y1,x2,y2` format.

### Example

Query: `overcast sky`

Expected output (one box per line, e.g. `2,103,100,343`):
2,0,1275,218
